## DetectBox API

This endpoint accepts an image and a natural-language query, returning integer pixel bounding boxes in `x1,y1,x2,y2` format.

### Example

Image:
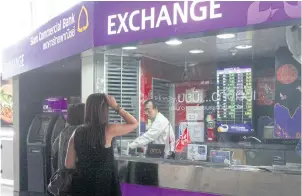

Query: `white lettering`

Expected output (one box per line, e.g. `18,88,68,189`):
117,12,129,34
141,7,155,30
173,2,188,25
108,15,117,35
107,1,223,35
156,5,172,28
210,1,222,18
30,36,39,46
39,20,62,42
4,54,25,69
17,54,24,68
27,12,80,51
190,0,207,21
129,10,140,31
42,26,76,50
63,13,75,29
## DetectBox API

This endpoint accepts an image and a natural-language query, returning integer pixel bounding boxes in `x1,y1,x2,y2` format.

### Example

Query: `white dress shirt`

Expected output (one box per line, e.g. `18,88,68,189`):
129,112,175,156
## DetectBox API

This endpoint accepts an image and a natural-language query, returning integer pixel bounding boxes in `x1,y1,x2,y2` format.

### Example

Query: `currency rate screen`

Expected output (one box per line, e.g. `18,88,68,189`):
216,67,253,133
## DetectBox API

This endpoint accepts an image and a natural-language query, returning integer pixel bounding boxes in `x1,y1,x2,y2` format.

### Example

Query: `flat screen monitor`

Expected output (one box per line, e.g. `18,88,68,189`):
216,66,253,133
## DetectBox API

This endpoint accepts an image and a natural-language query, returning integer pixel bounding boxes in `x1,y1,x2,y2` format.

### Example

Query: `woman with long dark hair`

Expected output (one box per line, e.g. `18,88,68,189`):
52,103,85,172
65,94,138,195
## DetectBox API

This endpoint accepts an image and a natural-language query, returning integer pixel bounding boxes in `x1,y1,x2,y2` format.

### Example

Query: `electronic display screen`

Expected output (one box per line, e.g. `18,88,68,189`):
216,66,253,133
43,97,68,113
38,119,51,136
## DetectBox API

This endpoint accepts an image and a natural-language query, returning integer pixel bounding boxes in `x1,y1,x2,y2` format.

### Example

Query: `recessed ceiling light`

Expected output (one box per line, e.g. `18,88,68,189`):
122,46,137,50
217,33,235,39
189,49,204,54
165,39,182,46
188,63,197,67
235,45,252,49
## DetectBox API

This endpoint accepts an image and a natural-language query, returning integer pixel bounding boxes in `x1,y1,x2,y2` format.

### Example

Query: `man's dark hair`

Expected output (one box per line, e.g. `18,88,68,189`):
144,99,158,110
67,103,85,126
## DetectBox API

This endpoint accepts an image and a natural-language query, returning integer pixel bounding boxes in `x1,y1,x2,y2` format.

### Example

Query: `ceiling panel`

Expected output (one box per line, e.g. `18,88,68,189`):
107,26,288,66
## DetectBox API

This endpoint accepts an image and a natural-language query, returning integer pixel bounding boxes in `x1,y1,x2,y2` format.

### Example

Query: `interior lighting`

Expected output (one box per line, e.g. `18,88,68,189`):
217,33,235,39
235,45,252,49
189,49,204,54
122,46,137,50
165,39,182,46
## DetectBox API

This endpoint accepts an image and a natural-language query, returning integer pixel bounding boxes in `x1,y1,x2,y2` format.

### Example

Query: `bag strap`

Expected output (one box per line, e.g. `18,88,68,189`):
58,132,63,152
72,125,83,162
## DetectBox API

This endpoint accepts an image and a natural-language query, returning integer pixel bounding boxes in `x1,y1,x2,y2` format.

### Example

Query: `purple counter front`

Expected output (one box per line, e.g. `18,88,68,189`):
121,183,219,196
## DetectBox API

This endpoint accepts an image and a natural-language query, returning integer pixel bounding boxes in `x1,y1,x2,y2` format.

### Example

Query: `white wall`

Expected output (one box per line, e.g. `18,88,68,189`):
30,0,80,30
0,0,80,74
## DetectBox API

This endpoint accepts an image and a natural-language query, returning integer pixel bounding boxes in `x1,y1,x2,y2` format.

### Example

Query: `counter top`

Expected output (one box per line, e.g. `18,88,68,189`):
116,156,301,196
203,141,297,150
116,155,301,175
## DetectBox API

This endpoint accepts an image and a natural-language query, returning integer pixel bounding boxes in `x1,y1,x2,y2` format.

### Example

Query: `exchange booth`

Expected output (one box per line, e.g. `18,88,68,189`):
1,1,301,196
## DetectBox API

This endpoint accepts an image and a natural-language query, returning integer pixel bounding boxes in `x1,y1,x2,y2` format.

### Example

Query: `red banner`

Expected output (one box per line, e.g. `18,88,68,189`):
175,127,191,152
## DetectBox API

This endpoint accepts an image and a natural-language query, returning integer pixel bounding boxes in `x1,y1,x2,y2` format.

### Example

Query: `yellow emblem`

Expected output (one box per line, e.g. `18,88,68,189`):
77,5,89,33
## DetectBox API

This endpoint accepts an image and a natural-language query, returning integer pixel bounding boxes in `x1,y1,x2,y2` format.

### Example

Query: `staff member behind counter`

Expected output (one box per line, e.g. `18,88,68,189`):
129,99,175,157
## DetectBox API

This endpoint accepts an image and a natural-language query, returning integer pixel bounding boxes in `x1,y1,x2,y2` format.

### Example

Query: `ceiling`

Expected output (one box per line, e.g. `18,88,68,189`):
30,26,290,75
106,26,288,66
29,54,81,75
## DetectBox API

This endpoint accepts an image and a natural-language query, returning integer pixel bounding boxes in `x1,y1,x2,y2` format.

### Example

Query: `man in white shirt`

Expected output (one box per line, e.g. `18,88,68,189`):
129,99,175,156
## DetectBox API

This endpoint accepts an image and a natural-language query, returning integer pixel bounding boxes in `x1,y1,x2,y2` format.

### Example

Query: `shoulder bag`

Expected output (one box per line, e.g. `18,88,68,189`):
47,168,75,196
48,127,79,196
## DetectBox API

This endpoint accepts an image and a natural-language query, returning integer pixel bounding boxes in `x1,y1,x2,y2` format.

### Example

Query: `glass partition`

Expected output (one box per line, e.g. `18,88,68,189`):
105,25,301,168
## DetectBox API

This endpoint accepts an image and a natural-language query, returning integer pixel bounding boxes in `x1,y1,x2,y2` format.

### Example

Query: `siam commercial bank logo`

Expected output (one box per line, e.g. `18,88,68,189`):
247,1,301,25
78,5,89,33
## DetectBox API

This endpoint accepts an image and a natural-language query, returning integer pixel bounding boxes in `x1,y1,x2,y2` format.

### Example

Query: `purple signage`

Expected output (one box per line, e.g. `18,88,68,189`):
217,123,253,133
121,183,220,196
2,1,301,79
2,2,94,79
95,1,301,46
43,97,68,113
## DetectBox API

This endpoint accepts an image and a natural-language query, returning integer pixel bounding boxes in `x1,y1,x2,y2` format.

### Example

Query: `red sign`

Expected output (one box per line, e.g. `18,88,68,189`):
276,64,298,84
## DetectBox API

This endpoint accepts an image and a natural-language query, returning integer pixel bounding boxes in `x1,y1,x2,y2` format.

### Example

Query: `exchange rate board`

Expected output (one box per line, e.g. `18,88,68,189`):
216,67,253,133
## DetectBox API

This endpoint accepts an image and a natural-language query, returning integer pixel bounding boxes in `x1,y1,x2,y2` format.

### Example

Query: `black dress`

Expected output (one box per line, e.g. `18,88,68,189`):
72,126,121,196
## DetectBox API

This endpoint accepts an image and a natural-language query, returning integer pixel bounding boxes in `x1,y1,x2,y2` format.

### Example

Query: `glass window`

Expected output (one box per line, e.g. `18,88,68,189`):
106,25,301,168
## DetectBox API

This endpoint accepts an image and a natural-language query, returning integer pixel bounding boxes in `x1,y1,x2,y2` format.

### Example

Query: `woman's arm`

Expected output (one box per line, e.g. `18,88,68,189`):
106,95,139,137
108,107,139,137
65,132,76,169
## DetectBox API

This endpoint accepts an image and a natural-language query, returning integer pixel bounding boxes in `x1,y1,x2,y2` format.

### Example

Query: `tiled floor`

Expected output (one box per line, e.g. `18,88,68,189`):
1,184,13,196
1,134,14,196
